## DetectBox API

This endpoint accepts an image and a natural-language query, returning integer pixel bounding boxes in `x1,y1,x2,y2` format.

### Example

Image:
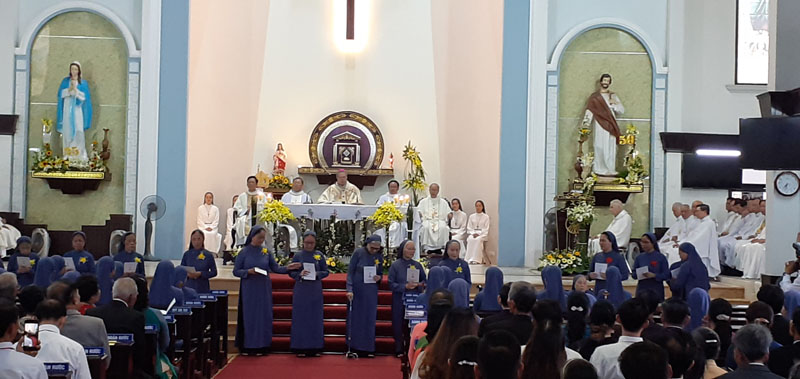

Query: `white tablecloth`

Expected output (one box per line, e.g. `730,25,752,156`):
286,204,408,220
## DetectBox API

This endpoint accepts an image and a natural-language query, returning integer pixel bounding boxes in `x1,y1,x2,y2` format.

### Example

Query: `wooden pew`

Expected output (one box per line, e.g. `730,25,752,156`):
170,307,194,379
185,300,208,378
84,347,107,379
106,333,135,379
211,290,229,367
199,293,219,376
143,324,159,376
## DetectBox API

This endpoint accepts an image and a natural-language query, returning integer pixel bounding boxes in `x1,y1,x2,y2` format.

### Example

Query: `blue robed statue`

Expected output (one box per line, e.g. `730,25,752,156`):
56,61,93,161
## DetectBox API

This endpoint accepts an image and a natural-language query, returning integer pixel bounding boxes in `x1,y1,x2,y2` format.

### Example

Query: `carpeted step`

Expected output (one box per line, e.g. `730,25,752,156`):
268,273,391,291
270,320,394,337
269,305,393,320
270,290,393,306
266,336,396,353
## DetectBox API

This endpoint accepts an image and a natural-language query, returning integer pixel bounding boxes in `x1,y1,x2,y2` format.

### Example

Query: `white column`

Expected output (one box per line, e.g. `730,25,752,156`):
0,1,19,211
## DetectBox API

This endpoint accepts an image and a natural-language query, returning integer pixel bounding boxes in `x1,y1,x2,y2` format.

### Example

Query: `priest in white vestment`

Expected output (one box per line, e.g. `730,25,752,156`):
588,200,632,255
225,195,238,250
465,200,492,265
448,198,468,259
718,199,764,269
417,184,451,253
659,202,684,244
282,177,313,205
0,217,22,257
734,220,766,279
662,205,698,264
196,192,221,253
374,180,408,249
719,198,742,236
318,170,362,204
233,176,267,245
674,204,721,278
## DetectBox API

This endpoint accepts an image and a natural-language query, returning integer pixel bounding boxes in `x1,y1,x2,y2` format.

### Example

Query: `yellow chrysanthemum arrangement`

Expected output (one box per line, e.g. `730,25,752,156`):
402,141,427,205
258,200,296,224
326,256,345,273
268,174,291,190
30,141,106,173
368,202,405,229
538,249,589,275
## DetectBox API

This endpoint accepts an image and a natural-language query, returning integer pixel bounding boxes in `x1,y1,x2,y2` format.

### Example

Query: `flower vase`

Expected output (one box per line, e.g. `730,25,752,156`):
100,128,111,161
576,226,590,251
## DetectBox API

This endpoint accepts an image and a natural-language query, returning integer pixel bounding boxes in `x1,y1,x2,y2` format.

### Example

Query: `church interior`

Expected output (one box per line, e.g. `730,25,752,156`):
1,0,800,378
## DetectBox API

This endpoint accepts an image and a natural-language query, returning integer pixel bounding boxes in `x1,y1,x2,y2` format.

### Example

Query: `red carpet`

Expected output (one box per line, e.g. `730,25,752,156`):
215,354,402,379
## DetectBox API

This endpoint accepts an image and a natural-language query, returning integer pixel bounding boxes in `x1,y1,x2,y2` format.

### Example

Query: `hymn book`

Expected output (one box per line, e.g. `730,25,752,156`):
64,258,76,272
594,263,608,275
17,257,31,269
406,268,420,283
302,263,316,281
123,262,137,274
635,266,649,279
363,266,377,283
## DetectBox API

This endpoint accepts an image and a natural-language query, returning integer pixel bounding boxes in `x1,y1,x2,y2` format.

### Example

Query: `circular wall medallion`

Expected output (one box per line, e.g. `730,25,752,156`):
308,111,384,171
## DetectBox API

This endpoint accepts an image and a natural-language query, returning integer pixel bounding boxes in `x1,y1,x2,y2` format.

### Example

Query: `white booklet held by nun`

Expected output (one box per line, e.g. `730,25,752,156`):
17,257,32,269
635,266,649,279
302,263,316,281
123,262,137,274
407,268,420,283
594,263,608,275
64,258,76,272
363,266,377,283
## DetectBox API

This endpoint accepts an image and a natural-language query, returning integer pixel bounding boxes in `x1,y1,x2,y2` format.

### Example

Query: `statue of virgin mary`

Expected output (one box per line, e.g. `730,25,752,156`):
56,61,93,161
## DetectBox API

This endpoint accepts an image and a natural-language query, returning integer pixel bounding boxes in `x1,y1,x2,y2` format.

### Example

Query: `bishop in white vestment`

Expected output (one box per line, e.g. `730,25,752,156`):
233,176,267,245
374,180,408,249
417,184,451,252
465,201,491,265
318,171,362,204
196,192,221,253
589,200,632,255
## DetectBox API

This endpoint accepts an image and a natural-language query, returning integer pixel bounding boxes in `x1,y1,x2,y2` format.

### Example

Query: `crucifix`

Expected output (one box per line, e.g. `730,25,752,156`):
346,0,355,40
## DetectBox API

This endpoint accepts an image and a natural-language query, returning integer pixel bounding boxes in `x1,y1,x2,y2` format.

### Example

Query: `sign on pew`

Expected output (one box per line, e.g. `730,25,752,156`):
107,333,134,345
84,347,106,357
44,362,70,377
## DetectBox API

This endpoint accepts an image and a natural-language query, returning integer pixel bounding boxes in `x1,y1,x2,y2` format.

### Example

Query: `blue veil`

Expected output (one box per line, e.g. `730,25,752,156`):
540,265,567,311
56,64,92,138
34,257,55,288
95,256,114,305
604,266,627,309
686,287,710,332
448,278,470,309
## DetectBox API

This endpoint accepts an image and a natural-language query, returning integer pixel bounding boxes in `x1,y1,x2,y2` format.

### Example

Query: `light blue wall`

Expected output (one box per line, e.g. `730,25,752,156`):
498,0,531,267
154,0,189,259
547,0,667,60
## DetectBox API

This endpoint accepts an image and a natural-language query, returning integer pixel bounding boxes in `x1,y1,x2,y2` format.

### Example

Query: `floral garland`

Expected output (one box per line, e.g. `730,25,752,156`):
538,249,590,275
257,200,295,224
402,141,426,205
268,174,291,190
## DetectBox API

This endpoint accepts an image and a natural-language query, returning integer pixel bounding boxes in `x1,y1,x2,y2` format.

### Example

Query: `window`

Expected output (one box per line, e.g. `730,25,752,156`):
735,0,769,85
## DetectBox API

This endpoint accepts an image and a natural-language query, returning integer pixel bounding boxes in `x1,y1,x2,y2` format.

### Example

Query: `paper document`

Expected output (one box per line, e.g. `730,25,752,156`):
594,263,608,274
363,266,377,283
671,268,680,279
406,268,420,283
123,262,137,274
635,266,649,279
64,258,76,271
181,265,196,273
17,257,31,268
159,298,177,315
302,263,316,281
254,267,269,276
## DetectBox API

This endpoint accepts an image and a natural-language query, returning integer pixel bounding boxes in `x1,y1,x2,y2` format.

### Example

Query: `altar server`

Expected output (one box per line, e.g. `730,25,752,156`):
149,261,184,309
601,266,631,310
7,236,40,287
289,231,329,356
233,176,267,245
234,225,300,354
448,199,468,258
34,257,56,288
465,200,492,265
346,235,384,357
539,265,567,311
687,287,710,332
669,243,710,300
375,180,408,249
389,240,426,356
418,266,447,307
659,202,685,246
589,231,629,295
282,177,313,205
225,195,238,250
180,229,218,293
473,266,504,312
113,232,145,277
678,204,721,278
0,217,22,254
588,200,632,255
718,199,763,269
64,232,95,275
196,192,221,253
95,256,114,306
734,217,767,279
632,233,670,301
174,266,198,302
318,170,362,204
439,240,471,285
417,184,451,254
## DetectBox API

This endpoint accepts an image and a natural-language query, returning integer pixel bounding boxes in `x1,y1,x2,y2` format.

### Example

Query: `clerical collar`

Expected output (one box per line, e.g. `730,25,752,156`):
288,190,306,196
246,190,260,196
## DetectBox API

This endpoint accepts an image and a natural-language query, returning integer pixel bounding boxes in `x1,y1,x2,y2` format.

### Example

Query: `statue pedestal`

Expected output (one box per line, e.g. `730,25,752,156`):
570,181,643,206
298,167,394,189
32,171,109,195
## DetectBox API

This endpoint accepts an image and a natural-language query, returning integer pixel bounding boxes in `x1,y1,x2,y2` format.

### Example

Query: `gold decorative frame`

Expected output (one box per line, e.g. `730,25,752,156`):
308,111,384,170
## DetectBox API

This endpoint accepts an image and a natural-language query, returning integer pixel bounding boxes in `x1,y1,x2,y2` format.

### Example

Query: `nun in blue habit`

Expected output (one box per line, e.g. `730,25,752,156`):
601,266,631,310
448,278,470,309
539,265,567,311
570,275,597,308
112,262,124,280
61,271,81,284
149,261,184,309
289,231,330,356
632,233,671,301
6,236,40,287
113,232,145,277
234,225,300,354
174,266,198,302
686,287,710,332
418,266,447,307
669,242,710,300
473,266,503,312
589,231,630,295
50,256,66,282
345,234,384,356
439,240,471,285
34,257,56,289
180,229,218,293
388,240,426,356
64,231,96,275
95,256,115,306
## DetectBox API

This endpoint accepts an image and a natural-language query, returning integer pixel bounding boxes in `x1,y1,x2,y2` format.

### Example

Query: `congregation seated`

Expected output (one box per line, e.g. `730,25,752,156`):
0,272,17,303
725,300,782,370
724,324,783,379
692,327,729,378
133,276,176,377
73,274,100,314
413,308,478,379
758,284,792,347
477,282,512,337
46,280,111,369
32,299,91,378
473,266,504,313
768,300,800,377
479,281,535,346
589,298,649,378
578,300,618,360
0,300,47,379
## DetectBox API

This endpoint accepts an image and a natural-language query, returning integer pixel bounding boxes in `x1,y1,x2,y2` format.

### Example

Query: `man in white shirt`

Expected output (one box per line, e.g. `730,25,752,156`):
33,299,90,379
589,199,632,255
590,298,649,379
0,300,47,379
619,341,672,379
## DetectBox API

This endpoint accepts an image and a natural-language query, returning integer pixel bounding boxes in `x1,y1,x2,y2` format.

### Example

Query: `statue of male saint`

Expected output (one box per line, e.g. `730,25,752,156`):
582,73,625,176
